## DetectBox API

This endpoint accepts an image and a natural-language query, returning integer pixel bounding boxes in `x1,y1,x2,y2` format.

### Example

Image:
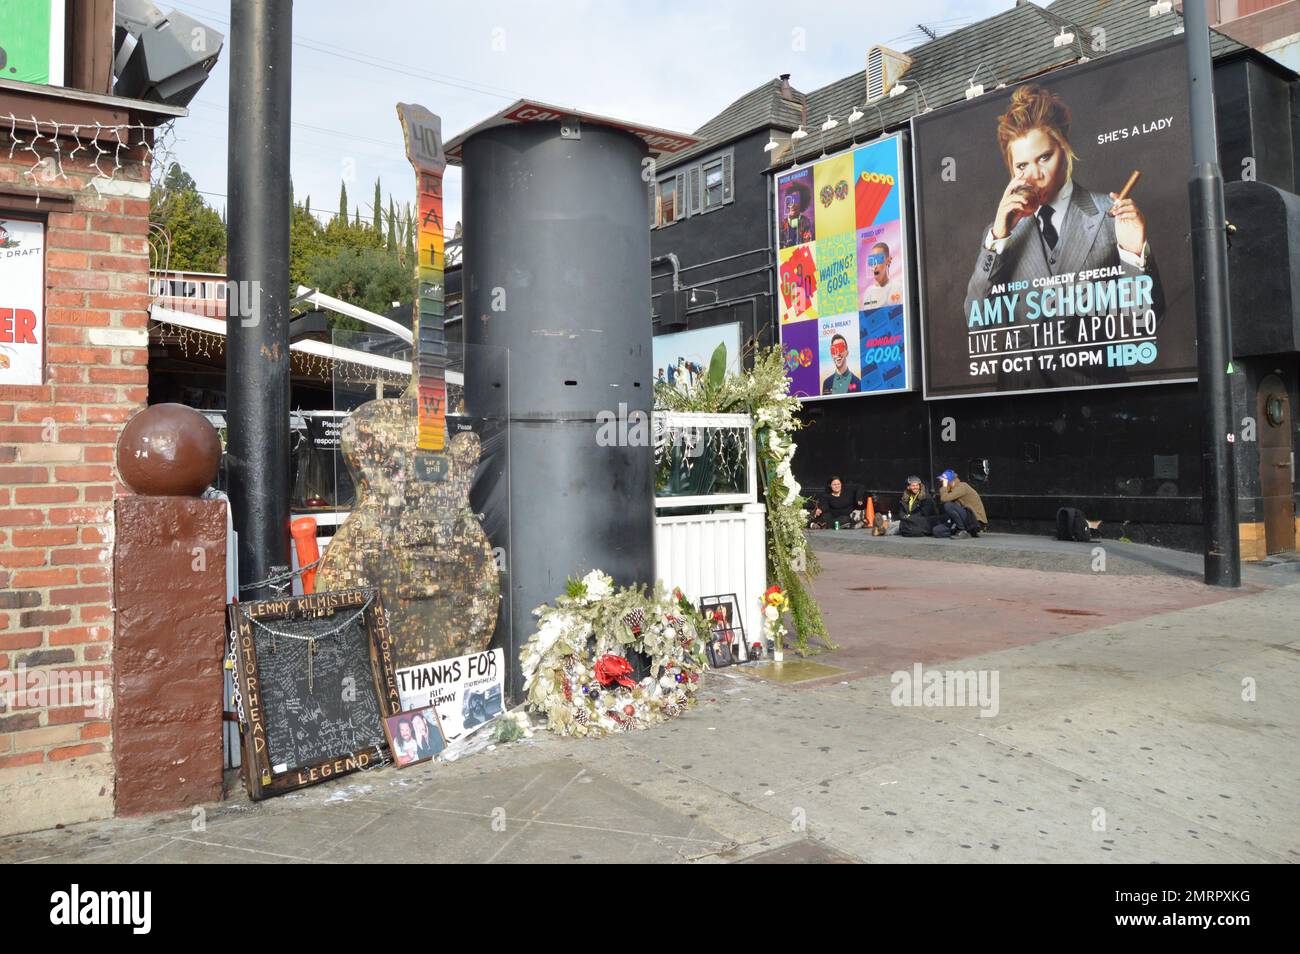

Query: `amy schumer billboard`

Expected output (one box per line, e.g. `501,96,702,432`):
775,133,912,401
911,38,1196,399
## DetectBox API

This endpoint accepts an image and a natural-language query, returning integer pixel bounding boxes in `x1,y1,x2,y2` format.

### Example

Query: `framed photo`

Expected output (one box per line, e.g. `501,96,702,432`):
383,706,448,768
700,593,746,662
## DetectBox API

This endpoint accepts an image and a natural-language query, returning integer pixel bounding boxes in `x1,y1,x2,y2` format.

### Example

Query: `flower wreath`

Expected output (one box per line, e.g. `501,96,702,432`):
520,571,706,738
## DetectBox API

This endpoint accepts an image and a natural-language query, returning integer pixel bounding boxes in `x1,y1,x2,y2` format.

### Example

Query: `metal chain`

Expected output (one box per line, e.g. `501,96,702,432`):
237,558,322,595
239,595,372,642
227,626,246,727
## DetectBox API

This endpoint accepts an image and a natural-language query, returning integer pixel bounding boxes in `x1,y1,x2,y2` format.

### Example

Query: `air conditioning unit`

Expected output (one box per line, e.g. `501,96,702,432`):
866,45,913,102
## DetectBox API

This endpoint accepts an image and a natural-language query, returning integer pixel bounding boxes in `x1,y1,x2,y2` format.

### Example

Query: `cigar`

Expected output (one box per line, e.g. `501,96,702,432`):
1116,169,1141,201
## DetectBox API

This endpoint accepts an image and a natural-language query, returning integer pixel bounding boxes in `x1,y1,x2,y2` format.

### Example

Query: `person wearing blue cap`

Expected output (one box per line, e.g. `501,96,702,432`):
937,469,987,538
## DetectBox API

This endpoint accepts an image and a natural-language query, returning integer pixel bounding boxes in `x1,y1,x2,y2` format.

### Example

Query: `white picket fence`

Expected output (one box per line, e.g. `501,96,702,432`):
654,503,767,661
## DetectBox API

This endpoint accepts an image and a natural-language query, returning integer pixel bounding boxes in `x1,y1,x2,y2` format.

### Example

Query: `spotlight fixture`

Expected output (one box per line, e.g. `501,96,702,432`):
763,137,780,152
1149,0,1173,15
821,114,839,132
1053,28,1076,48
965,82,984,100
848,107,864,123
113,0,224,106
790,126,808,140
889,83,908,98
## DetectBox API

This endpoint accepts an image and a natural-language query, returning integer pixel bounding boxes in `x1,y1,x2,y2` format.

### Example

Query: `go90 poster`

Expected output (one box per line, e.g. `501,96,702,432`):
776,133,911,401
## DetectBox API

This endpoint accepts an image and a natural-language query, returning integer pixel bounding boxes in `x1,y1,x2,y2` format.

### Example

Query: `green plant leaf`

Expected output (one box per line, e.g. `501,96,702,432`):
707,341,727,390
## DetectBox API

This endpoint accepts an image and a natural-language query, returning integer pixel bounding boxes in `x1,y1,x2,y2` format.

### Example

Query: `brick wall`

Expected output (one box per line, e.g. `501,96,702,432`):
0,137,152,835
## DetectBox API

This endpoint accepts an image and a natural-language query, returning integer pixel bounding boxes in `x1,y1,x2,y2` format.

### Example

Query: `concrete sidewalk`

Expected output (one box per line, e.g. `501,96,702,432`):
809,527,1300,583
1,549,1296,864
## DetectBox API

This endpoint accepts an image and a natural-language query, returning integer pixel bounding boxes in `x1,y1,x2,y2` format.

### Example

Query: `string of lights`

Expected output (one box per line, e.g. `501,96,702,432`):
2,113,175,199
148,320,410,388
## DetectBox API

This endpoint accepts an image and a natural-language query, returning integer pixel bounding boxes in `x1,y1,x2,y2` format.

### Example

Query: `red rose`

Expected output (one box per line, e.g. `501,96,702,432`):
594,654,637,689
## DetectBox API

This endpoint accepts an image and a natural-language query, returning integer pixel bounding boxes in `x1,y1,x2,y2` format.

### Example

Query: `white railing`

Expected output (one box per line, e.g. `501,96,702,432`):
654,503,766,662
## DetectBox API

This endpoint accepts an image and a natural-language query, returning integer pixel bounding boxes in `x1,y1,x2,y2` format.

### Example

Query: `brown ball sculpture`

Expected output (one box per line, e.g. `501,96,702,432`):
116,403,222,497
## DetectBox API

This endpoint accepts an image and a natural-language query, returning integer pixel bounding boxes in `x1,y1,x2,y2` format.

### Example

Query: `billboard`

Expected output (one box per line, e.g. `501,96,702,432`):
776,133,911,400
912,38,1195,399
653,321,743,395
0,217,46,386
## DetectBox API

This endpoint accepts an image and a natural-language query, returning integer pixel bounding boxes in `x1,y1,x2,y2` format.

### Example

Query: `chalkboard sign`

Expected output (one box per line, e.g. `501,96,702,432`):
228,588,402,800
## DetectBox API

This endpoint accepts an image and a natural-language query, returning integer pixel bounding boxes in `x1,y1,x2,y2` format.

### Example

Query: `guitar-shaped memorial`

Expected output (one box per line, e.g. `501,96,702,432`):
316,103,501,670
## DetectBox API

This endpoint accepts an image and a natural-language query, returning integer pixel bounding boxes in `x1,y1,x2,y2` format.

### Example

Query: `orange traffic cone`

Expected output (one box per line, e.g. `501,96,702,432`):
290,517,320,594
864,495,876,529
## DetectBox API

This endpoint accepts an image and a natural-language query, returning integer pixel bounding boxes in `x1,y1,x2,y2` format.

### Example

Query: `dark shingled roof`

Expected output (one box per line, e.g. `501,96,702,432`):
668,0,1248,171
662,78,805,168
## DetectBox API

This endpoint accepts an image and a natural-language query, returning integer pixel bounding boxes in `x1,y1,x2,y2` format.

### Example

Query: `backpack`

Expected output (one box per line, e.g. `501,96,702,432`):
899,514,929,537
1056,507,1090,542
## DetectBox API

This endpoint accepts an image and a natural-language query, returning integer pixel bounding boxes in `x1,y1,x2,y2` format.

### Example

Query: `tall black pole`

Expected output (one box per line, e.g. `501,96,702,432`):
227,0,293,599
1184,1,1240,587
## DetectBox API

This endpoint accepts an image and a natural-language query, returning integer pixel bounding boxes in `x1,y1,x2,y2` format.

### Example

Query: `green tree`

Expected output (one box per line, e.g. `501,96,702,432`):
372,178,383,238
149,162,226,271
289,194,326,295
306,245,415,323
290,179,417,332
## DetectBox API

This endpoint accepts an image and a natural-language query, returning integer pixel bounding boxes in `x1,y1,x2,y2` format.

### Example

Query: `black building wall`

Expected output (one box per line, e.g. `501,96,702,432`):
1214,55,1297,192
650,128,778,352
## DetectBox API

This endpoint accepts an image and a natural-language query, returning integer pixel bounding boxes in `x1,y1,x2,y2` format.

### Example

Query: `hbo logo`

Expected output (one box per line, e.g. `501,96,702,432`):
1106,341,1157,368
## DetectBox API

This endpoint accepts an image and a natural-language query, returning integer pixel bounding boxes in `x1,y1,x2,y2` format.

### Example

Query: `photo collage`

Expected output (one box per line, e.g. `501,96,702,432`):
776,135,910,401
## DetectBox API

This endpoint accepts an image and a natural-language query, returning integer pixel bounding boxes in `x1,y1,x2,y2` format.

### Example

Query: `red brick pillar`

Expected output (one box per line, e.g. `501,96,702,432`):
112,497,227,815
0,134,152,834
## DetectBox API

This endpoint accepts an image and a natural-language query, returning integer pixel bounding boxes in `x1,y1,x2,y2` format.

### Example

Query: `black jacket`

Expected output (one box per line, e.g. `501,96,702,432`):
818,490,861,521
898,489,938,519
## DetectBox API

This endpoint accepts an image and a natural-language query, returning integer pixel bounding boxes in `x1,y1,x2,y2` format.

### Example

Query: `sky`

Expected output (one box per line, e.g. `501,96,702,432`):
163,0,1007,234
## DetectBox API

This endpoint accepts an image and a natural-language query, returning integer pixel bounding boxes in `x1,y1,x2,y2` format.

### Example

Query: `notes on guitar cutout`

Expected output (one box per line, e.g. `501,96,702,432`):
416,169,447,457
316,103,501,670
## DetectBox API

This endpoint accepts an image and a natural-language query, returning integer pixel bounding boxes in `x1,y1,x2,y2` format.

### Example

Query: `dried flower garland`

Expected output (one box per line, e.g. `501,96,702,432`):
520,570,706,738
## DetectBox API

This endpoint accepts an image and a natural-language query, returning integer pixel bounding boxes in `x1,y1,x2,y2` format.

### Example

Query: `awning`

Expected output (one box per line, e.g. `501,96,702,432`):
149,303,466,386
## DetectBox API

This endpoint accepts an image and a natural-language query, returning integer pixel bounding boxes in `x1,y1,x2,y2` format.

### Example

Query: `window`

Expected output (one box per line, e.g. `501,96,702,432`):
690,149,733,215
655,170,687,227
650,149,734,228
703,159,725,210
660,176,678,224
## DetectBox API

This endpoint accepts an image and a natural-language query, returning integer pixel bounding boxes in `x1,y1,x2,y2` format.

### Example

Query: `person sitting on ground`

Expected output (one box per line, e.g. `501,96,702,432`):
937,468,988,538
810,477,864,529
897,475,940,537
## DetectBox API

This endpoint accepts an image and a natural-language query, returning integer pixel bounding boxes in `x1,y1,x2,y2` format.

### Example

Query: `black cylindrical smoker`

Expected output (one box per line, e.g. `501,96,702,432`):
462,120,655,703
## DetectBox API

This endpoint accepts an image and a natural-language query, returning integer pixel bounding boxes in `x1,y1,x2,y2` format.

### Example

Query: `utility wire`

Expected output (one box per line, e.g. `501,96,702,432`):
169,0,527,102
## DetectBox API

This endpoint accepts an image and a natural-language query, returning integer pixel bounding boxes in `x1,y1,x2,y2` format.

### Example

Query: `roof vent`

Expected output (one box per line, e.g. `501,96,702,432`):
866,45,913,102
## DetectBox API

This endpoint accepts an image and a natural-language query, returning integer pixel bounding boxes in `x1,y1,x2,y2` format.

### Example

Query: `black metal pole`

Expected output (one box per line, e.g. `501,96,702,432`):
1184,1,1240,587
227,0,293,600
